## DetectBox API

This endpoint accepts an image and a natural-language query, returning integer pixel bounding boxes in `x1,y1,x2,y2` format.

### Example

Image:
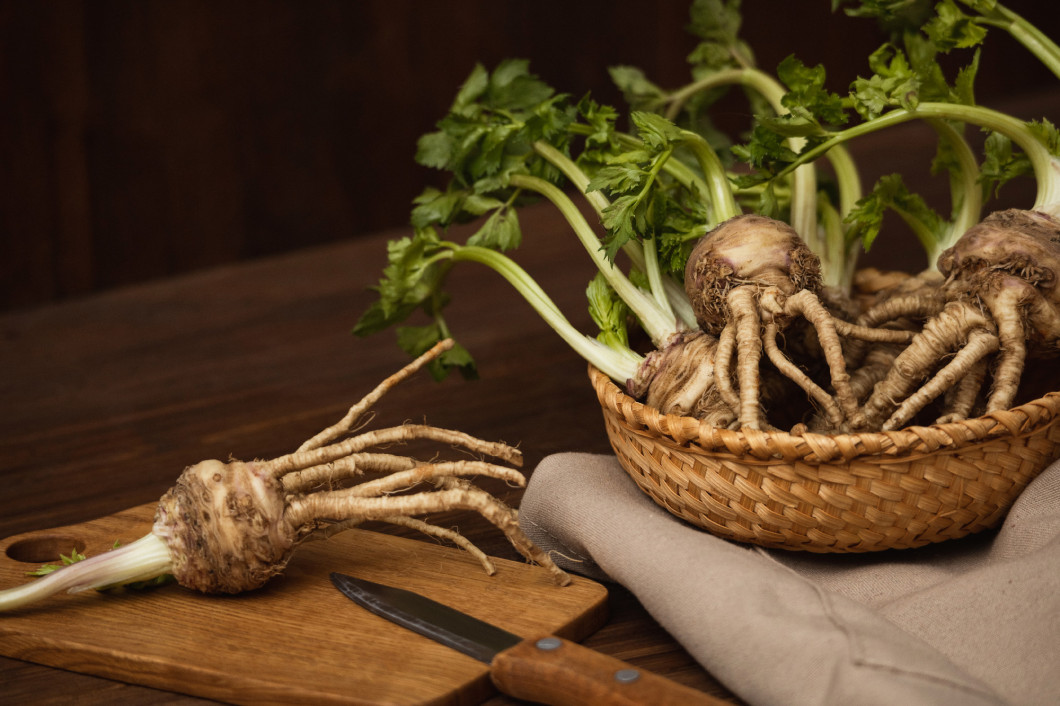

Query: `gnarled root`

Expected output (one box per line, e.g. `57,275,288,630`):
2,340,570,612
933,209,1060,413
682,216,926,432
855,301,997,430
881,328,999,430
763,320,844,430
252,340,570,588
937,356,991,424
728,287,768,429
980,279,1035,412
717,284,916,432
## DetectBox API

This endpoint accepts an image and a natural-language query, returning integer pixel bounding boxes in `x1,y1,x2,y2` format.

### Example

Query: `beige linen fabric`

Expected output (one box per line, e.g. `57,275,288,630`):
519,452,1060,706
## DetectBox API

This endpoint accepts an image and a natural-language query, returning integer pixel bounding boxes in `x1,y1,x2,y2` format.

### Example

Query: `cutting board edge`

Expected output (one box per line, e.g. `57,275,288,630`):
0,629,401,706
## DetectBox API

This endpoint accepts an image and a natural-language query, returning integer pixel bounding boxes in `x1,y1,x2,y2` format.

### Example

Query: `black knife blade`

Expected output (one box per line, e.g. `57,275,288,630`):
330,572,519,663
330,572,730,706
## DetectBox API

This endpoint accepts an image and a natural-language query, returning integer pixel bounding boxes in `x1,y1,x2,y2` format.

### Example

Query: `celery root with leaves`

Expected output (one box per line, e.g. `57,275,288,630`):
742,0,1060,430
847,1,1060,429
354,0,931,432
353,54,902,431
356,0,1060,434
354,62,705,415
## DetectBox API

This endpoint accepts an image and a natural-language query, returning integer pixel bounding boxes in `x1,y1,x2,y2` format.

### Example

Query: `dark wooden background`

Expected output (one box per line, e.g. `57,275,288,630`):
2,0,1057,312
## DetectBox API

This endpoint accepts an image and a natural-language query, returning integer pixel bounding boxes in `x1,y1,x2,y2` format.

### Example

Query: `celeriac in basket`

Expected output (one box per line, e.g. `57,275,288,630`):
356,0,1060,551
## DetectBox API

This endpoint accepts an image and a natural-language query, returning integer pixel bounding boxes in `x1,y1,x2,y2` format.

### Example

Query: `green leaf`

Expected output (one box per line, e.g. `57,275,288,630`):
686,0,755,71
903,34,951,102
451,63,490,114
847,34,979,121
353,227,453,340
396,324,477,381
979,131,1032,197
609,66,666,112
415,61,573,193
924,0,989,51
630,111,685,149
577,95,620,150
26,547,87,577
845,173,944,252
376,232,443,313
352,298,409,337
952,48,980,105
976,118,1060,201
687,0,742,44
776,55,848,127
901,33,979,106
460,193,506,217
755,182,782,221
469,124,520,178
410,186,464,228
851,74,903,121
488,58,555,111
586,271,630,349
600,194,640,260
850,43,922,120
415,131,453,170
409,186,511,231
732,123,801,174
843,184,887,252
836,0,932,27
467,206,522,251
1029,118,1060,156
585,164,646,194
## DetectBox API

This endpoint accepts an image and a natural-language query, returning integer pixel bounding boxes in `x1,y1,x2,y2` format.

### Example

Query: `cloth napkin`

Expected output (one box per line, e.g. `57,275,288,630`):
518,452,1060,706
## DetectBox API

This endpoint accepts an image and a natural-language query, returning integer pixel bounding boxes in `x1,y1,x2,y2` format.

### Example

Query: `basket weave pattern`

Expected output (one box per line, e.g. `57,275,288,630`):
590,365,1060,552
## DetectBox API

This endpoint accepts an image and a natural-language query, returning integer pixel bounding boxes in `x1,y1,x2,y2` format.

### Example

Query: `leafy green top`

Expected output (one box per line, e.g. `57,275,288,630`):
355,0,1059,377
355,58,739,378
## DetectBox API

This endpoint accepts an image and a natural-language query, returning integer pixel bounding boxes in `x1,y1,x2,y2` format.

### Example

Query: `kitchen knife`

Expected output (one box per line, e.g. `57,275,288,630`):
330,572,730,706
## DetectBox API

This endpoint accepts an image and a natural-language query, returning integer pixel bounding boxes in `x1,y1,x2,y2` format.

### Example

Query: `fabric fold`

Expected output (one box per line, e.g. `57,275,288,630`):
520,452,1060,706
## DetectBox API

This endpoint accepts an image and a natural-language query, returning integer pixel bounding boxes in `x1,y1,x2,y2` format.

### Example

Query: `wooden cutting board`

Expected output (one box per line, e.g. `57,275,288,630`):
0,504,608,705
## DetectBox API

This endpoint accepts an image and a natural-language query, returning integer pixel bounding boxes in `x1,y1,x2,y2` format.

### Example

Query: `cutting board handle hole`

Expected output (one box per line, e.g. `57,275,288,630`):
5,534,87,563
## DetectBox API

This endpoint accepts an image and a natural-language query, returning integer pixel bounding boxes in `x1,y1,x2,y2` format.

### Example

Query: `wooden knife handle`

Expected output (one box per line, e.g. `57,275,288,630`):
490,635,731,706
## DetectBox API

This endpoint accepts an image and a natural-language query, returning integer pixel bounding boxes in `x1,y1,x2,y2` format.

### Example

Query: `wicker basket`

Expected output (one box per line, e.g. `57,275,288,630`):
590,364,1060,553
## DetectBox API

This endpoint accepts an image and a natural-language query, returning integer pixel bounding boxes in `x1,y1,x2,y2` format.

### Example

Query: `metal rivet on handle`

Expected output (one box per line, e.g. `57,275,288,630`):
535,637,563,651
614,668,641,684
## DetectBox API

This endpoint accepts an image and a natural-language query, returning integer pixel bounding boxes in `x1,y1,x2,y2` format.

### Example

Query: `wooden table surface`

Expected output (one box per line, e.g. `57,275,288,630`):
0,202,742,704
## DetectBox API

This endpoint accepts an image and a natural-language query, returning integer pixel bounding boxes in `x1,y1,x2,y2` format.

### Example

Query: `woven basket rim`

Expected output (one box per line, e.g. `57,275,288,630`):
588,364,1060,464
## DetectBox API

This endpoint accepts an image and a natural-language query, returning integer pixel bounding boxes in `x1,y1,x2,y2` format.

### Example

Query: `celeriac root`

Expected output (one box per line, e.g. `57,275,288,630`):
661,210,1060,433
853,209,1060,429
855,301,997,430
683,214,914,431
0,339,570,612
630,330,735,424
